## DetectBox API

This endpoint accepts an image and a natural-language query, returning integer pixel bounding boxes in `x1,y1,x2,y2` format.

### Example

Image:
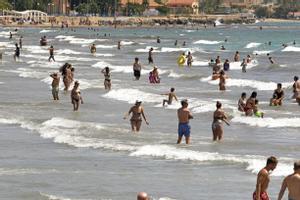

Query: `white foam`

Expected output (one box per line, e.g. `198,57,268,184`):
95,44,116,49
194,40,221,45
56,35,95,44
56,49,82,55
215,19,223,26
103,89,163,104
135,46,159,53
40,29,56,33
94,53,114,57
253,50,272,55
130,145,292,176
200,76,291,91
282,46,300,52
161,47,194,53
25,45,48,54
39,192,92,200
229,60,258,70
120,41,135,45
245,42,262,49
0,117,293,176
232,116,300,128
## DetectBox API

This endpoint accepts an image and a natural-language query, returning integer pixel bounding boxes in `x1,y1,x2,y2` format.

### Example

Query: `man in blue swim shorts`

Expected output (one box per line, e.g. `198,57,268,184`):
177,99,193,144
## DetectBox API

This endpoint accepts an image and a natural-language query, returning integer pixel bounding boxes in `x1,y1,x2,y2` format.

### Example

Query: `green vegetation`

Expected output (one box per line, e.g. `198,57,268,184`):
0,0,12,10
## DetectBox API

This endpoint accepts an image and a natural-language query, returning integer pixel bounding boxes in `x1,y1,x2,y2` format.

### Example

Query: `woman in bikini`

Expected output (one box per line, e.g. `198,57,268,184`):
71,81,83,111
124,101,149,133
101,67,111,90
212,101,229,141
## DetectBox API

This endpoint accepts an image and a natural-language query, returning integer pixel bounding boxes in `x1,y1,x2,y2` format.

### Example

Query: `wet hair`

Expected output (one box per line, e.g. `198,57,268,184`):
181,99,188,106
251,91,257,98
170,88,175,92
277,83,282,88
216,101,222,108
294,161,300,170
50,45,53,48
294,76,299,81
105,66,109,73
236,51,239,54
135,57,139,61
266,156,278,166
241,92,246,97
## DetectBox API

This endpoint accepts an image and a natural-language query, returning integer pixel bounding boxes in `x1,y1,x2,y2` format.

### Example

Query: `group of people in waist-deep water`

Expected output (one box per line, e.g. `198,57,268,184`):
50,63,83,111
254,157,300,200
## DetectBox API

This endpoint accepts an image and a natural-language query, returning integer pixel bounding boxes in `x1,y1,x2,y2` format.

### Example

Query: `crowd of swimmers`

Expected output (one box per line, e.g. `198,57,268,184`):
3,29,300,200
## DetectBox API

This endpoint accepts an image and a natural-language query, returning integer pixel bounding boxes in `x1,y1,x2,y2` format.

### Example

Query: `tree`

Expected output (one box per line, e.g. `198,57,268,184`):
255,6,271,18
0,0,12,10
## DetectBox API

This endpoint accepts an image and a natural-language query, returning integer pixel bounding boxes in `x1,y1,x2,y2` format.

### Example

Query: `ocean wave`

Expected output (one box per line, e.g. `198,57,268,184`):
0,168,57,176
245,42,262,49
39,192,93,200
282,46,300,52
229,60,258,70
120,41,135,45
0,117,293,176
253,50,272,55
56,35,95,44
95,44,117,49
40,29,56,33
103,89,163,104
193,40,221,45
130,145,292,177
200,76,291,91
232,116,300,128
56,49,83,55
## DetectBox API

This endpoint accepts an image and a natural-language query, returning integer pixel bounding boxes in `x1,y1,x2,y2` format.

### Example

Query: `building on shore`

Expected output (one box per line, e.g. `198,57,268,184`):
222,0,264,8
48,0,70,15
120,0,199,14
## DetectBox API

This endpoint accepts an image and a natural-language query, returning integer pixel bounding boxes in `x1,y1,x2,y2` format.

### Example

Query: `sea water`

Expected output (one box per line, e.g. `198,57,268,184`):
0,22,300,200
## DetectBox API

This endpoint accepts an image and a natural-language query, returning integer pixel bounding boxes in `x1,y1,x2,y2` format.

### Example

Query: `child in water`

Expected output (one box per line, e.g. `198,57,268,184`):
253,99,264,118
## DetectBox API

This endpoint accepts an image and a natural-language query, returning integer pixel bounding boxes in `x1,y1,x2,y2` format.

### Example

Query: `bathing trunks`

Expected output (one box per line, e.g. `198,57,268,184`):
253,192,269,200
178,123,190,138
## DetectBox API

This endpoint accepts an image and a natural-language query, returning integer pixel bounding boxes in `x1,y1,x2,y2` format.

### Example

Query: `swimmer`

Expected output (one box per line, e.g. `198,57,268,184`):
90,43,96,54
268,41,272,46
241,59,247,73
137,192,149,200
223,59,230,71
293,76,300,100
118,41,121,50
238,92,247,112
101,66,111,90
278,161,300,200
293,40,296,45
13,43,20,61
245,91,257,116
157,36,161,43
124,101,149,133
9,32,12,39
177,99,193,144
212,101,230,141
269,57,275,64
71,81,83,111
133,57,142,80
219,70,226,91
19,36,23,49
182,41,186,46
148,47,154,64
253,157,278,200
234,51,240,62
221,45,226,50
162,88,178,106
247,54,251,63
50,72,60,100
216,56,221,65
48,45,55,62
186,51,193,67
254,100,264,118
269,83,284,106
174,40,178,46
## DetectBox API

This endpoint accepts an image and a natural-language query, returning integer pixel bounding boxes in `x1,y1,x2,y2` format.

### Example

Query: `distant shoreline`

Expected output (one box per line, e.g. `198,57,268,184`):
1,15,299,29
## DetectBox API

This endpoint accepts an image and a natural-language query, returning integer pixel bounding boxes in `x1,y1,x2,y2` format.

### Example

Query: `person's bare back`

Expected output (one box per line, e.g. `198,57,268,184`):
177,107,192,123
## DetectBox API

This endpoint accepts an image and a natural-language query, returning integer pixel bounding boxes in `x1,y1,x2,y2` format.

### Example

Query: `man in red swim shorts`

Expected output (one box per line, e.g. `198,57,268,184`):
253,156,278,200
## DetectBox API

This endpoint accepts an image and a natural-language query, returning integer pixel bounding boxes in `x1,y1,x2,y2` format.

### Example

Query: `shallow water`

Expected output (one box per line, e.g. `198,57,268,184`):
0,22,299,199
